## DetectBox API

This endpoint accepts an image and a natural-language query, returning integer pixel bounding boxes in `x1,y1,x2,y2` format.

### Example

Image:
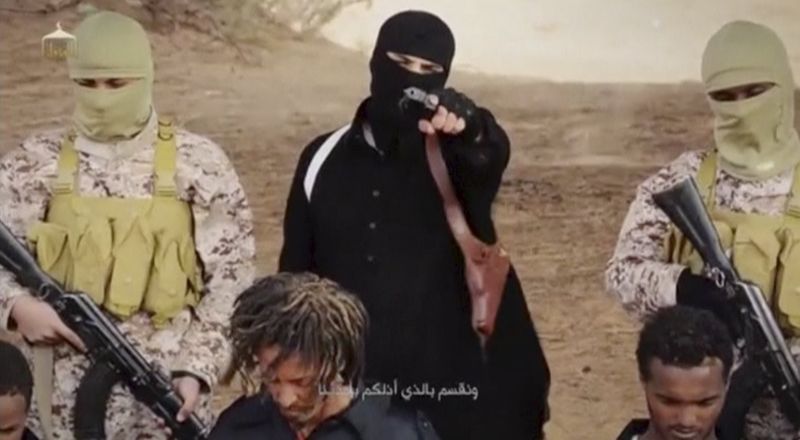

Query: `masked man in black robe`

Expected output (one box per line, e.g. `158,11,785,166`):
279,10,550,439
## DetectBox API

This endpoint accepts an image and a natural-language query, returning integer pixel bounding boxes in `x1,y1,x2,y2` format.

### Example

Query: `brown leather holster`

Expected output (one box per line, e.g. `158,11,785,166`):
424,134,511,348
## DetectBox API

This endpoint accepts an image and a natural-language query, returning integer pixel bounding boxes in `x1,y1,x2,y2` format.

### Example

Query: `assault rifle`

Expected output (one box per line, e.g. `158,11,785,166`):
653,178,800,437
0,220,208,440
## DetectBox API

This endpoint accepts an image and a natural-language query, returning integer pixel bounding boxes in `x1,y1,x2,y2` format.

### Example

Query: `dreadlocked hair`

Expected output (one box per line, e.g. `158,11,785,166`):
222,272,368,391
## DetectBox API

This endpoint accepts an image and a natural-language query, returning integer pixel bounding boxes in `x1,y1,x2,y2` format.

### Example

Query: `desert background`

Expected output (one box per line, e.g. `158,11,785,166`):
1,0,799,438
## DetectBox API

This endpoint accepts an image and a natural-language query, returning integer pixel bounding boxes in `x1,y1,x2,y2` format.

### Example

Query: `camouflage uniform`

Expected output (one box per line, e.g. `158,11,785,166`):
0,113,256,439
606,149,800,439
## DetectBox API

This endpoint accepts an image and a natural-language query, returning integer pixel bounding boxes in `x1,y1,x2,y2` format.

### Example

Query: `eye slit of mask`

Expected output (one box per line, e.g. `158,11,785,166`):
708,82,776,102
386,51,445,75
73,78,140,90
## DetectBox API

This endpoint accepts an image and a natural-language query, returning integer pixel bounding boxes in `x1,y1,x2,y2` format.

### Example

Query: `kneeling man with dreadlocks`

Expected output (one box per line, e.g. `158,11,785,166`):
209,272,440,440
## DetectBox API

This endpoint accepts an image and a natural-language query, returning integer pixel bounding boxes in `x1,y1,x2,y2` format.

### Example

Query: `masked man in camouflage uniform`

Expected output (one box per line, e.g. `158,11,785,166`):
0,11,255,439
606,21,800,440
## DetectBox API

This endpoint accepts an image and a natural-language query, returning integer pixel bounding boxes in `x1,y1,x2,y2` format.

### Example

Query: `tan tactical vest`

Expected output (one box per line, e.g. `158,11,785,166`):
27,118,202,326
666,151,800,333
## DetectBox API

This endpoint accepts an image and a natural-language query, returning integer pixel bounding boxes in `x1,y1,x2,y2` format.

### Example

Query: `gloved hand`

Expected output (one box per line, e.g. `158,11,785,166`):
675,268,729,314
418,87,483,141
676,268,747,344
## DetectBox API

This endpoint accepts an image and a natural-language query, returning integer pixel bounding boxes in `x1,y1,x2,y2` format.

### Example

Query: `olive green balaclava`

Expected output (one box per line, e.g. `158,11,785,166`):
702,20,800,180
68,11,154,142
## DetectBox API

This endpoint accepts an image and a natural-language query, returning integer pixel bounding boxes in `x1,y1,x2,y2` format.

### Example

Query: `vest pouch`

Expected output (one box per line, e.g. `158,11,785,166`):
144,234,196,326
105,216,155,319
666,227,702,269
665,227,688,263
776,227,800,331
184,238,202,307
669,221,734,276
731,224,780,303
70,216,113,306
27,221,72,286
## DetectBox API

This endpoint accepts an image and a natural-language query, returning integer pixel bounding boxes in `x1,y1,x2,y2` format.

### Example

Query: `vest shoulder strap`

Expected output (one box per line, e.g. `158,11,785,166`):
154,117,178,197
785,162,800,218
54,131,79,195
695,150,717,205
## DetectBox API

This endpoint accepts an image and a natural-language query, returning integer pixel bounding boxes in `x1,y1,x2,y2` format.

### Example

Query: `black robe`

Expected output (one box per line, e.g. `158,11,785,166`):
279,99,550,439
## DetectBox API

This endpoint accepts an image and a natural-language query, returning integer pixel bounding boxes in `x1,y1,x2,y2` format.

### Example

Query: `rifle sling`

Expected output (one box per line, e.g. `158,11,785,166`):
32,346,54,440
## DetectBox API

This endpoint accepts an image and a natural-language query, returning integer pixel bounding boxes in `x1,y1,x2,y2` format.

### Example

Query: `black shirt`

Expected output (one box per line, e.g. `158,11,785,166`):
209,393,440,440
617,419,649,440
617,419,724,440
279,98,550,439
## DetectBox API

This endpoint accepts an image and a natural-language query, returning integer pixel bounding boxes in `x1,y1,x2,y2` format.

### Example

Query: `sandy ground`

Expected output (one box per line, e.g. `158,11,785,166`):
2,7,797,440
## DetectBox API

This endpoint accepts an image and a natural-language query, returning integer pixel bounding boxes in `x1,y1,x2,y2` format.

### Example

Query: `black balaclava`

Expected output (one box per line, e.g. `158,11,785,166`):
367,11,455,149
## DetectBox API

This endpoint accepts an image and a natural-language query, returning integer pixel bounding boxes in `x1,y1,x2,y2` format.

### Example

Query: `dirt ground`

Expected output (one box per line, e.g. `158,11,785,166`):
0,7,772,440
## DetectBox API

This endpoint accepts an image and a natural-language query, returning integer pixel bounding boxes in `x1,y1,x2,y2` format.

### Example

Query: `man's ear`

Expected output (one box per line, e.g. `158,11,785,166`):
638,373,651,400
723,368,734,394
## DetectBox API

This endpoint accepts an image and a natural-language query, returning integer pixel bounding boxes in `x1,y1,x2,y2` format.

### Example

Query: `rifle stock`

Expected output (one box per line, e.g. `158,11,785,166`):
0,221,208,439
651,178,735,282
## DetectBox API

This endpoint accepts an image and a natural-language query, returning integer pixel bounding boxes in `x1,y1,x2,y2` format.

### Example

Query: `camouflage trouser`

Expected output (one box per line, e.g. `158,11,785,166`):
745,397,800,440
